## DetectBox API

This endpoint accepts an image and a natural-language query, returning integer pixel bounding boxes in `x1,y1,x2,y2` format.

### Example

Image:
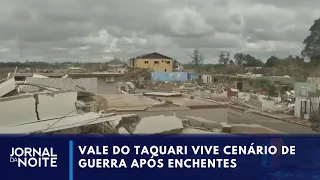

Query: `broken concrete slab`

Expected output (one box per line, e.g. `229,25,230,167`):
118,127,130,134
0,78,16,97
52,127,80,134
17,83,61,93
146,106,191,111
32,74,49,78
185,116,222,129
168,98,225,109
76,92,109,113
21,77,98,93
116,114,140,133
37,91,78,120
133,115,183,134
0,112,122,134
88,95,109,113
0,91,77,126
220,122,232,133
0,94,35,126
152,101,177,108
181,128,225,134
194,90,211,99
143,92,182,97
81,122,118,134
222,124,283,134
101,94,159,111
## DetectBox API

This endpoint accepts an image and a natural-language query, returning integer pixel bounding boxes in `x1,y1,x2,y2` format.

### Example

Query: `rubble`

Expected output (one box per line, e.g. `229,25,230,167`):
20,77,98,94
143,92,182,97
142,78,298,119
181,128,224,134
194,90,211,99
133,115,184,134
115,114,141,133
152,101,177,108
184,116,222,130
0,91,78,126
0,68,310,135
220,122,231,133
0,112,119,134
0,78,16,97
222,124,283,134
32,74,49,78
75,91,112,113
118,127,130,134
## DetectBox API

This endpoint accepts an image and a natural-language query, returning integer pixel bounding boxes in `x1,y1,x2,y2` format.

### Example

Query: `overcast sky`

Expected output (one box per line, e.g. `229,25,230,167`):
0,0,319,63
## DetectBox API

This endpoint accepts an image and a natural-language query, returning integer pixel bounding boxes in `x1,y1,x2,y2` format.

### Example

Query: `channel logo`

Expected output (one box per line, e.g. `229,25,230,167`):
10,147,58,168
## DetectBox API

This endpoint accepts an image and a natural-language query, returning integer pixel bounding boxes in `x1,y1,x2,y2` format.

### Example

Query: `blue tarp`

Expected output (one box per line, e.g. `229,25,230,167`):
151,72,188,82
188,73,198,80
150,72,200,82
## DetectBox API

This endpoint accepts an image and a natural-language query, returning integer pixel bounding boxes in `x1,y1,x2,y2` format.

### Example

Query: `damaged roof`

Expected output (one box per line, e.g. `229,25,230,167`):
108,59,125,65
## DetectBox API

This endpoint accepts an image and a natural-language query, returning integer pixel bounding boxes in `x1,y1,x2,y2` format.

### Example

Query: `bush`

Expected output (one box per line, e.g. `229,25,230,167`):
266,84,277,97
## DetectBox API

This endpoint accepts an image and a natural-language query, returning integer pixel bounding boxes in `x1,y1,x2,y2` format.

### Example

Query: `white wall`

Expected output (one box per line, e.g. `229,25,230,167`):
201,75,212,84
307,77,320,90
294,97,319,119
295,97,307,118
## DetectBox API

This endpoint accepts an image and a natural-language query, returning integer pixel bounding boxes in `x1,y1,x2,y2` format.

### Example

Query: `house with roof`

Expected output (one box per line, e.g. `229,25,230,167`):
128,52,173,72
108,58,126,68
107,58,127,73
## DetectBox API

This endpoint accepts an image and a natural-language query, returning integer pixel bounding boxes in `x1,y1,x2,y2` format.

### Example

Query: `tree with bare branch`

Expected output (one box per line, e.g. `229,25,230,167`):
190,48,205,66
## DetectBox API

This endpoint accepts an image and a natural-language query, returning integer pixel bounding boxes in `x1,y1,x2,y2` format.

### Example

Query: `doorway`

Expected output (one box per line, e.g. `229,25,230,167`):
236,82,243,90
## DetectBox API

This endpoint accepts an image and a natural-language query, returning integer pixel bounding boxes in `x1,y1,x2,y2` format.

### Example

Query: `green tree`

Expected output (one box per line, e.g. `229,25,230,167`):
234,53,245,65
287,55,304,65
302,18,320,65
218,51,230,65
254,79,277,97
265,56,279,67
233,53,263,66
266,84,277,97
245,54,263,67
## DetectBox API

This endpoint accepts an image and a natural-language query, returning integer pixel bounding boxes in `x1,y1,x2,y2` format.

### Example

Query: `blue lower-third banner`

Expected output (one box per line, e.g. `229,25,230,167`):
1,135,320,180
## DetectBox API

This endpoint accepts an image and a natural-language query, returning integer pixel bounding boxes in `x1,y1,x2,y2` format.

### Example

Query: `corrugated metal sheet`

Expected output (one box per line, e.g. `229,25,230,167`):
151,72,188,82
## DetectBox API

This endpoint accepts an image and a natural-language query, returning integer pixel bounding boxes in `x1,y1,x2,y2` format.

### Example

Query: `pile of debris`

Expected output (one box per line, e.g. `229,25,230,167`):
0,69,290,134
207,83,229,93
0,71,134,134
123,67,151,81
131,114,282,134
0,73,282,134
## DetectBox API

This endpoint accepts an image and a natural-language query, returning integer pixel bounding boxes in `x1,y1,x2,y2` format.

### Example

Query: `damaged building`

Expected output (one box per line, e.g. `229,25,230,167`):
0,68,318,135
